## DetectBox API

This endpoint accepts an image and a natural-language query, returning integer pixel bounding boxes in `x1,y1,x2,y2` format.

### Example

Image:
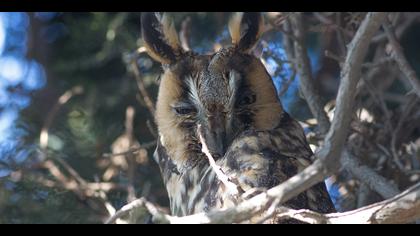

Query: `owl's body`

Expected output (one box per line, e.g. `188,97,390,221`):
142,12,335,221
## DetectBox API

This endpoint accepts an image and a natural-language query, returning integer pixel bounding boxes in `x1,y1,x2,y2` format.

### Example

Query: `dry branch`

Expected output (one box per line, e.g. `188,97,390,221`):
107,182,420,224
292,12,397,199
290,13,331,134
340,149,400,199
35,84,128,219
198,126,242,198
294,15,399,199
269,182,420,224
317,12,387,169
383,21,420,98
130,47,156,116
40,85,84,150
287,14,397,200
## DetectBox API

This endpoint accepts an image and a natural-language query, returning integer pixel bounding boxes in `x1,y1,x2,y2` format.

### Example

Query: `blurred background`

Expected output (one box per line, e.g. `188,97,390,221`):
0,12,419,223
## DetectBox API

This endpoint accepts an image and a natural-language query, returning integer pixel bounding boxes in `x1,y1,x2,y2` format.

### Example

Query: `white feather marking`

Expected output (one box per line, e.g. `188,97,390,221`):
186,76,202,107
228,70,240,108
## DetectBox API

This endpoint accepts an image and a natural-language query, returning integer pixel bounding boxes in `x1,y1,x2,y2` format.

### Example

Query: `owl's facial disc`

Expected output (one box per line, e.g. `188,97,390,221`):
171,100,229,158
171,68,241,158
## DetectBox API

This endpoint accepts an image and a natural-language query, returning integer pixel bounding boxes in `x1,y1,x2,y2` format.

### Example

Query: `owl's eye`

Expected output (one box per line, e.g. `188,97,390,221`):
172,103,197,115
238,93,256,106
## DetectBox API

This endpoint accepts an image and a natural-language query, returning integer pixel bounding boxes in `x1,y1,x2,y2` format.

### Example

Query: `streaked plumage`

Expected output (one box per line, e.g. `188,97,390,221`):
141,12,335,222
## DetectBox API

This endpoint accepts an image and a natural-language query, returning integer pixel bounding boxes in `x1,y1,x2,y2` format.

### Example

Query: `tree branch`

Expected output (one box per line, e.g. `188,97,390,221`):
293,12,398,199
198,126,242,198
40,85,84,150
383,21,420,98
107,182,420,224
340,149,400,199
318,12,387,170
130,47,156,116
269,182,420,224
290,12,331,134
288,14,397,200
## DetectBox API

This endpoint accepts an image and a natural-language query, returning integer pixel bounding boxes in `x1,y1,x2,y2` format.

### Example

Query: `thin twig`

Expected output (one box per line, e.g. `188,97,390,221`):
278,68,297,97
53,157,88,186
37,85,126,216
102,141,156,158
130,47,156,116
198,125,242,198
372,12,420,43
290,13,331,134
335,12,348,56
340,149,399,199
383,21,420,98
146,120,158,138
125,106,137,202
105,198,170,224
361,76,393,132
391,96,418,170
40,86,84,150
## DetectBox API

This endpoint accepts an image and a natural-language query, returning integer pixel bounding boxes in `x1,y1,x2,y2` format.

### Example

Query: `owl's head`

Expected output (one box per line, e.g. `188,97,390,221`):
142,12,283,163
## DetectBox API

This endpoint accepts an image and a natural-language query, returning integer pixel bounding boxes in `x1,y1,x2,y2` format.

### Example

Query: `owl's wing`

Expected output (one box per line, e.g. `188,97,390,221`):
223,112,336,214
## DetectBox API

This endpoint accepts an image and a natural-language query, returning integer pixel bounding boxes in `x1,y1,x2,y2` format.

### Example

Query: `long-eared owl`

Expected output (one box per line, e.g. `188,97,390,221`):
141,12,335,221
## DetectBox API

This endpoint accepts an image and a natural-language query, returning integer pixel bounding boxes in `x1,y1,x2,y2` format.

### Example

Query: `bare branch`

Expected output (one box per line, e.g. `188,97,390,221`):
372,12,420,43
108,182,420,224
391,96,419,170
340,149,400,199
292,13,396,199
383,21,420,98
130,47,156,116
268,182,420,224
290,13,331,134
102,141,156,158
278,68,297,97
125,106,137,202
40,85,84,150
198,126,242,198
35,85,127,216
318,12,387,171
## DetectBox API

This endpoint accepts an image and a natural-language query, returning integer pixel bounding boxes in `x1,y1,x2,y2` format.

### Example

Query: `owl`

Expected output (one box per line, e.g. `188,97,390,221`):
141,12,335,222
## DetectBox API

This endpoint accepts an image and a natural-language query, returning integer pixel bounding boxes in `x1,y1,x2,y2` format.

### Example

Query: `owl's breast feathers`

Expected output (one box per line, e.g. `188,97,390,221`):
154,112,336,217
222,112,335,214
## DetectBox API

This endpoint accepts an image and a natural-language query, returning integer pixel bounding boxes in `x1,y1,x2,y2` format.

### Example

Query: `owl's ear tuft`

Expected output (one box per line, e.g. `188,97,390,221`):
141,12,183,65
229,12,264,53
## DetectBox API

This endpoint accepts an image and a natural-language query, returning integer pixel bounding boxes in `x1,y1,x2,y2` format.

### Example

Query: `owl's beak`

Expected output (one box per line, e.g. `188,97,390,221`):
211,129,227,158
202,113,227,158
